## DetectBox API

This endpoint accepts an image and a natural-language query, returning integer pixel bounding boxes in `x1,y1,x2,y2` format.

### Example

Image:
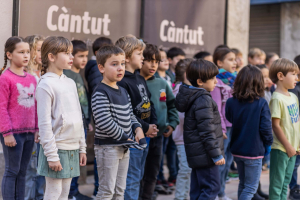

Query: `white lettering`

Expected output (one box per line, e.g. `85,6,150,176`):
167,21,175,42
183,25,189,44
198,27,204,45
70,15,82,33
47,5,59,31
58,7,69,32
102,14,111,36
82,12,91,34
91,17,102,35
160,20,168,42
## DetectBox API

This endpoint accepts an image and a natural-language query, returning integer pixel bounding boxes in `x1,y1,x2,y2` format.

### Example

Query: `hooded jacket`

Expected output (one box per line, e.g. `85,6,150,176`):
175,85,224,169
36,72,86,162
85,59,103,94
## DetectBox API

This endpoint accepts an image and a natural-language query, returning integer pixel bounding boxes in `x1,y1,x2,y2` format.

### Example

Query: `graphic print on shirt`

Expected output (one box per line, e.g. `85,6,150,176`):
16,83,35,108
135,84,151,119
288,103,299,124
159,89,167,102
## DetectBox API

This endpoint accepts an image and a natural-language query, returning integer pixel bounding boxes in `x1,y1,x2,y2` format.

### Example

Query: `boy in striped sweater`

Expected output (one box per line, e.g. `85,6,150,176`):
91,45,147,199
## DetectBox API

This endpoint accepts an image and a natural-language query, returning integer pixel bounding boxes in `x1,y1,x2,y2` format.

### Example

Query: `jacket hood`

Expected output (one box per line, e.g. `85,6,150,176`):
175,85,210,112
124,70,137,78
41,72,66,79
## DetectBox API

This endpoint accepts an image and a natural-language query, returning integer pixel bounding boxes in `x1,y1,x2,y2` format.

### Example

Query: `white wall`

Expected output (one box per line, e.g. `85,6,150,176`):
0,0,13,69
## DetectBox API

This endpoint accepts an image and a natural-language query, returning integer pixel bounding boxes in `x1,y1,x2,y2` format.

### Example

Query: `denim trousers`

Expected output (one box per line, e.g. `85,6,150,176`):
175,144,191,200
165,136,178,181
218,127,233,197
289,155,300,190
1,133,34,200
124,144,149,200
190,165,220,200
234,157,262,200
157,136,169,181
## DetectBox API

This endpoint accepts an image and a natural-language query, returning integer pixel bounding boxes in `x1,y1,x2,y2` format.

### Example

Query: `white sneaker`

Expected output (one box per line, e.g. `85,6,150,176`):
219,196,232,200
215,196,219,200
91,195,97,200
68,197,76,200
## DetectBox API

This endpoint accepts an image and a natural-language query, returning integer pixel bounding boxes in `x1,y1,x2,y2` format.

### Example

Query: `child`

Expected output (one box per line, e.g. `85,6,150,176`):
24,34,46,200
248,48,265,66
225,65,273,200
155,48,172,88
257,64,273,104
268,58,300,199
212,47,236,200
35,36,87,200
0,36,38,199
92,45,146,199
139,43,179,199
194,51,213,63
231,48,244,73
172,58,193,200
63,40,93,200
175,59,225,200
266,52,279,69
166,47,186,83
116,35,158,200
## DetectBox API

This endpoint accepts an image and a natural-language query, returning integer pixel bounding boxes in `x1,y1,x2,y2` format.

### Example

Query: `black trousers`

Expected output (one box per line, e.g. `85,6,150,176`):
139,136,163,200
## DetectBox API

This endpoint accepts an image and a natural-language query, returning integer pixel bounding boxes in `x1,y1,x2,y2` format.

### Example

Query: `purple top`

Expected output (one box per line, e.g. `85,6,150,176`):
172,83,185,145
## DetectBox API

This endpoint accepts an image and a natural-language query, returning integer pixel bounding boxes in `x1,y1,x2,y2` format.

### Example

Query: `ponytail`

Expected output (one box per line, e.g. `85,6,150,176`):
0,53,8,75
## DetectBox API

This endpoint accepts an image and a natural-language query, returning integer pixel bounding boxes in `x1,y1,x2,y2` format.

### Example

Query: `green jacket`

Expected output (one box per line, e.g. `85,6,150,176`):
146,76,179,136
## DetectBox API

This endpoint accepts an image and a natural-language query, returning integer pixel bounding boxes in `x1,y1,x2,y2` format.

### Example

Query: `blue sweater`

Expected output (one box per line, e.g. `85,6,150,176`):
225,97,273,157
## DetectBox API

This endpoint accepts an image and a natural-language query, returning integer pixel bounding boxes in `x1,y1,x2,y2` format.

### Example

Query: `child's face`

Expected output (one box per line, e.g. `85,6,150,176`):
73,51,88,70
140,55,159,78
35,41,43,65
248,55,264,65
51,49,74,71
236,54,244,69
169,55,185,70
7,42,30,68
127,48,144,70
204,55,213,63
99,54,125,83
280,71,298,90
158,51,169,71
199,76,218,92
261,68,272,89
266,55,279,68
218,52,237,73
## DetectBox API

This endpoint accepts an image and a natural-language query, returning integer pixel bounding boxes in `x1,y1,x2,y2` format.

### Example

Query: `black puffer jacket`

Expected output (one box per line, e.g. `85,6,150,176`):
85,60,103,94
175,85,224,169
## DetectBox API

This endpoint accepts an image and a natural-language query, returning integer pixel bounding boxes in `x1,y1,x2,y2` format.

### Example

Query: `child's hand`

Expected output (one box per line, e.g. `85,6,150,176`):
163,126,174,138
135,127,145,143
146,124,158,138
34,132,40,143
215,158,225,165
223,133,228,139
48,161,63,172
4,134,17,147
88,123,94,132
80,153,87,166
286,144,297,158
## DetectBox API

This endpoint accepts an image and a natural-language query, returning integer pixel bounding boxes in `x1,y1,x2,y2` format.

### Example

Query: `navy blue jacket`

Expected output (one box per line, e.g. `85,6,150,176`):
225,97,273,157
85,60,103,95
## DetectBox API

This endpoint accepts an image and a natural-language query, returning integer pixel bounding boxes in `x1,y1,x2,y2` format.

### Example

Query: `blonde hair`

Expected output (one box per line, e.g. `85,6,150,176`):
24,35,45,74
248,48,264,58
41,36,72,76
269,58,299,83
115,34,145,58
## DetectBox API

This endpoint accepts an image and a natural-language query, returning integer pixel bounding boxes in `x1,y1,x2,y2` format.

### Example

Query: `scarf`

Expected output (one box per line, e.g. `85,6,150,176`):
216,68,237,88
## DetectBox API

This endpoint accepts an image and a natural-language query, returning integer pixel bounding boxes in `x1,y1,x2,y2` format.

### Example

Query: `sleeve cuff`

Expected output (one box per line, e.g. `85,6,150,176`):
211,155,224,163
120,132,129,141
3,132,13,137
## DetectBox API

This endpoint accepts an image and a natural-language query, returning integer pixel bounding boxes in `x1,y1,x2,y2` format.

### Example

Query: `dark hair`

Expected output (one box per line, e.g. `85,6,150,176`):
256,64,267,70
96,45,125,67
1,36,25,75
167,47,185,59
194,51,211,59
186,59,219,87
233,65,265,101
71,40,88,56
213,44,229,54
213,47,233,66
41,36,73,76
265,52,278,64
175,58,194,83
294,55,300,69
231,48,242,56
143,43,161,62
92,37,113,55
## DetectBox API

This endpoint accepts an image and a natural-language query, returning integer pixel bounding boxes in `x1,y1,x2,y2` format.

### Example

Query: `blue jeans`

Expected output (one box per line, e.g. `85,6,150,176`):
218,127,233,197
190,165,220,200
124,143,149,200
175,145,191,200
94,158,99,196
157,136,169,181
166,136,178,181
1,133,35,200
235,157,262,200
290,155,300,189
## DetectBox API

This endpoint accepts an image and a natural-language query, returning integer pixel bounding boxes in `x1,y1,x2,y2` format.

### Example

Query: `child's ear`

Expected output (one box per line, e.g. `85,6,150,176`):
125,56,130,63
168,58,172,65
217,60,223,68
48,53,55,62
277,72,284,81
6,52,12,60
98,64,104,74
197,79,204,87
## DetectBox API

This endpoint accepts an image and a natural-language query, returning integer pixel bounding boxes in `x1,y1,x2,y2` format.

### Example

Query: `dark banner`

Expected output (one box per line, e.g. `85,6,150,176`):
143,0,226,57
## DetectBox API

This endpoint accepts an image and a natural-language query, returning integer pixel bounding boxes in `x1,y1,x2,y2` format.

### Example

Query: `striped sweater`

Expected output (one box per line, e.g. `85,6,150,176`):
91,82,146,149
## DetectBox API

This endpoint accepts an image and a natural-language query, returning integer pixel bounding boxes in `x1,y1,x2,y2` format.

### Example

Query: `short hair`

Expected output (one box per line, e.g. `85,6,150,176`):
194,51,211,59
269,58,299,83
186,59,219,87
256,64,267,70
231,48,243,57
96,45,125,67
175,58,194,83
214,44,229,54
167,47,185,59
115,35,145,58
248,48,264,58
294,55,300,69
92,37,113,55
233,65,265,102
143,43,161,62
71,40,88,56
213,47,233,66
265,52,278,64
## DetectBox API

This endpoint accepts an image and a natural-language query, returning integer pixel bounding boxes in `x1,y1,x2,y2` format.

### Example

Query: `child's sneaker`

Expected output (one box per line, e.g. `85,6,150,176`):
161,179,175,190
219,196,232,200
289,186,300,200
225,176,231,183
228,172,239,180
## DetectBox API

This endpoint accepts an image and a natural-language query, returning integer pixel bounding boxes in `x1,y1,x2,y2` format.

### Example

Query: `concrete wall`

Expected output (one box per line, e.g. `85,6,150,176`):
226,0,250,64
280,2,300,60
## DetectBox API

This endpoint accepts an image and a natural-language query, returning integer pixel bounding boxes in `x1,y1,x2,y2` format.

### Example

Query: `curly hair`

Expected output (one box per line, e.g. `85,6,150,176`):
24,35,45,74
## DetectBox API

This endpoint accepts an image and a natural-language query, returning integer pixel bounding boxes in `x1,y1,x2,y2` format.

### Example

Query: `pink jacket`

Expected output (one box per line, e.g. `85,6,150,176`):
172,83,185,145
0,69,38,136
210,78,232,133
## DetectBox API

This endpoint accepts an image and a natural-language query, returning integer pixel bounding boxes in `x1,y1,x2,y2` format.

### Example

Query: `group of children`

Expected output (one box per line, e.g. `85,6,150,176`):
0,33,300,200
